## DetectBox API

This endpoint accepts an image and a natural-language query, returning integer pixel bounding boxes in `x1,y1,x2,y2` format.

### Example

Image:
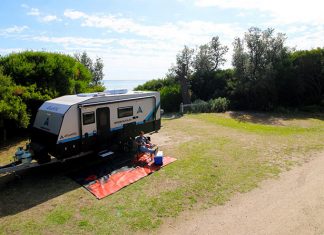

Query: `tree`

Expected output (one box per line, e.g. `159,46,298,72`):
193,36,229,74
74,51,104,86
232,27,289,109
193,44,212,73
209,36,229,71
288,48,324,106
74,51,93,74
93,57,104,85
190,69,233,101
171,46,194,104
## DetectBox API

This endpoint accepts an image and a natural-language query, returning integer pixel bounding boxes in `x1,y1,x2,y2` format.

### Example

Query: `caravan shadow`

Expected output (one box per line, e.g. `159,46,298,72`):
228,111,324,125
0,153,131,217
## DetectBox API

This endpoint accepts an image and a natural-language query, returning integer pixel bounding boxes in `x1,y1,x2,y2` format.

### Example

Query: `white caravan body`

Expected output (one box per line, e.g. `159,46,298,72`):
32,90,161,159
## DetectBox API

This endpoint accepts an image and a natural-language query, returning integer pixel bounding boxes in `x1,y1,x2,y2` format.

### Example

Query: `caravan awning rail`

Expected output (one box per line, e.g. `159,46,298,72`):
78,95,156,108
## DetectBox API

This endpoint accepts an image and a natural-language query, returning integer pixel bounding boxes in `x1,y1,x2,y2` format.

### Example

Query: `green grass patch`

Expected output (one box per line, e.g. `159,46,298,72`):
45,206,73,225
1,112,324,234
191,113,322,135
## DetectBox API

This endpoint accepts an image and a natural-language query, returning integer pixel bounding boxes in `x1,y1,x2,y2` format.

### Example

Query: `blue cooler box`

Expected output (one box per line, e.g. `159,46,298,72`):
154,151,163,166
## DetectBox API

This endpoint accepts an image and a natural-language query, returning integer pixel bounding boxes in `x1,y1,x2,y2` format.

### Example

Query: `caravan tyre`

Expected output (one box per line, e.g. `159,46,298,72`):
37,154,51,164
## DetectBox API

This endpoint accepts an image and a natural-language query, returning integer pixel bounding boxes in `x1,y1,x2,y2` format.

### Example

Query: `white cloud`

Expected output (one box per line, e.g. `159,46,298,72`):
64,9,87,19
22,4,60,23
1,25,29,34
59,9,247,79
27,7,40,16
41,15,59,22
63,9,242,45
286,26,324,50
195,0,324,25
31,35,115,48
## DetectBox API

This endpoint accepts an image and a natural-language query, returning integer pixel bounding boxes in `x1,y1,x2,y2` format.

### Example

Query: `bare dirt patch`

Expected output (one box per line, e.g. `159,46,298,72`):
158,151,324,235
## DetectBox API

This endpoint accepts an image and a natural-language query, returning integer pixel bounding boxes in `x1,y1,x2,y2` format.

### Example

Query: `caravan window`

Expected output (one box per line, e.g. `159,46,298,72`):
83,112,95,125
118,106,133,118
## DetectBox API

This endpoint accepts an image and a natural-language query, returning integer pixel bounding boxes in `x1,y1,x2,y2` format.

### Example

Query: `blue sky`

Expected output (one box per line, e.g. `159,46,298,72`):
1,0,323,80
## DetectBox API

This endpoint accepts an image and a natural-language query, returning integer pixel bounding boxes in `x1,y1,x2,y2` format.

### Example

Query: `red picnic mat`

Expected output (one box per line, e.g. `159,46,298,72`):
86,156,176,199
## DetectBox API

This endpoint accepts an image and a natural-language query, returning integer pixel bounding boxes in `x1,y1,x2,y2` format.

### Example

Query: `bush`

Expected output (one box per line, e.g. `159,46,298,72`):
0,51,92,96
182,98,230,114
190,99,210,113
134,76,177,91
0,72,29,128
160,85,182,112
209,97,230,112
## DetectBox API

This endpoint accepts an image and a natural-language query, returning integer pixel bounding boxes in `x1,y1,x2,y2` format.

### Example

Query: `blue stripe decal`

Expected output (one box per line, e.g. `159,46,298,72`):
111,126,123,131
58,135,81,144
145,101,160,121
57,131,96,144
85,132,95,137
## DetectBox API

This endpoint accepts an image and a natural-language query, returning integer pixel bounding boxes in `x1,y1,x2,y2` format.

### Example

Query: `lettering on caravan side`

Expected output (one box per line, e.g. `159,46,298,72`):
44,117,49,126
46,105,59,112
137,106,143,114
40,117,50,131
60,132,77,139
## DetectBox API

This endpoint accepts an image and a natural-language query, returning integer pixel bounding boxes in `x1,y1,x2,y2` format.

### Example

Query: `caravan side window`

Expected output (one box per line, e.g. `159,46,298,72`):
118,106,133,118
83,112,95,125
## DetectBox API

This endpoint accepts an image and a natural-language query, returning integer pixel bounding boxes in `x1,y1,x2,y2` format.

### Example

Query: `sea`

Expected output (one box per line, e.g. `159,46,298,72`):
103,80,147,91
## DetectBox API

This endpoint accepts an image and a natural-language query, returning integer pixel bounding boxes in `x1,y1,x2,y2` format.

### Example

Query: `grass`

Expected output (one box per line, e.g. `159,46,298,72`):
192,113,324,135
0,139,29,165
1,112,324,234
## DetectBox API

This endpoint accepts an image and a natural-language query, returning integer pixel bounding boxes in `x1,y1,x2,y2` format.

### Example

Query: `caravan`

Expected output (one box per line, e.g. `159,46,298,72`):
31,90,161,163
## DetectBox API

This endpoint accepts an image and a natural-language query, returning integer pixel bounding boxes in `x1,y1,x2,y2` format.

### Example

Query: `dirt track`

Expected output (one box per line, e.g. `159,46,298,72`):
159,152,324,235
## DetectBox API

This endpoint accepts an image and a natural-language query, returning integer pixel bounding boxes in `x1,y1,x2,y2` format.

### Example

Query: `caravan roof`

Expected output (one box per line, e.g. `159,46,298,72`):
38,90,158,114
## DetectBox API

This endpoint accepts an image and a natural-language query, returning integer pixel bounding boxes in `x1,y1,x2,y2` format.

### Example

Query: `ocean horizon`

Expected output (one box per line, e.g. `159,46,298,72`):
103,79,147,91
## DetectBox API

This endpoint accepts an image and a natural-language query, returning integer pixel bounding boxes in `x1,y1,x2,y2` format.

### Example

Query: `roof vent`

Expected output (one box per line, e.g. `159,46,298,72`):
105,89,128,95
77,92,106,97
77,93,95,97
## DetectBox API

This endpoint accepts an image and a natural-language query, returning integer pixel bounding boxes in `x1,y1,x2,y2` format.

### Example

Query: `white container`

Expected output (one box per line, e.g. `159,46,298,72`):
156,151,163,157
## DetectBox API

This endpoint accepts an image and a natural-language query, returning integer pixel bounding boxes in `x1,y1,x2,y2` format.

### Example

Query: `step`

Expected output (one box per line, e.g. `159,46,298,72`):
98,150,114,158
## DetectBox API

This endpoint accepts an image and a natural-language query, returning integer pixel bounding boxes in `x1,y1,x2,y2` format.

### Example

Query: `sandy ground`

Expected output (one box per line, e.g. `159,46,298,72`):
158,152,324,235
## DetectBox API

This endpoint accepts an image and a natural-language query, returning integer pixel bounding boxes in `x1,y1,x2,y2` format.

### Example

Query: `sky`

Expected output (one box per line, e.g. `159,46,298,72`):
0,0,323,81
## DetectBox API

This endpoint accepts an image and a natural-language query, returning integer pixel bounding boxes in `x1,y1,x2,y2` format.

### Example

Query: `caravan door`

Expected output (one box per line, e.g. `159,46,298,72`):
96,107,110,148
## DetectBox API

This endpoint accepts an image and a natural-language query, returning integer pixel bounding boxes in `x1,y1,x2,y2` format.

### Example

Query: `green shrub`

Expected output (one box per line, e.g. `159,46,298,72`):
0,51,92,96
208,97,230,113
190,99,210,113
160,85,182,112
0,72,30,128
134,77,177,91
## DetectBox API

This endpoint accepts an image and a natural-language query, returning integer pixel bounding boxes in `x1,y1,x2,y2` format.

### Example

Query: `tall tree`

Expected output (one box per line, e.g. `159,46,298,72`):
209,36,229,71
171,46,194,104
193,36,229,74
232,27,288,109
74,51,93,74
93,57,104,85
289,48,324,105
193,44,212,73
74,51,104,86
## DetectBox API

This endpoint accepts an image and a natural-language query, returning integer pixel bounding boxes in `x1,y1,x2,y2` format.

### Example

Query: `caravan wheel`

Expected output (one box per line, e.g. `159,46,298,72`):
37,153,51,164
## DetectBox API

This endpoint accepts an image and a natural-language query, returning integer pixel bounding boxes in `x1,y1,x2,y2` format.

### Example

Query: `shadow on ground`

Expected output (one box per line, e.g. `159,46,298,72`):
0,153,133,218
161,113,183,120
228,111,324,126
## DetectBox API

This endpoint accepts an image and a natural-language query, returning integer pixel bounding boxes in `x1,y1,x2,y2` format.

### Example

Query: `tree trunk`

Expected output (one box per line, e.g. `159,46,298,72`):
179,75,191,104
0,119,6,145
